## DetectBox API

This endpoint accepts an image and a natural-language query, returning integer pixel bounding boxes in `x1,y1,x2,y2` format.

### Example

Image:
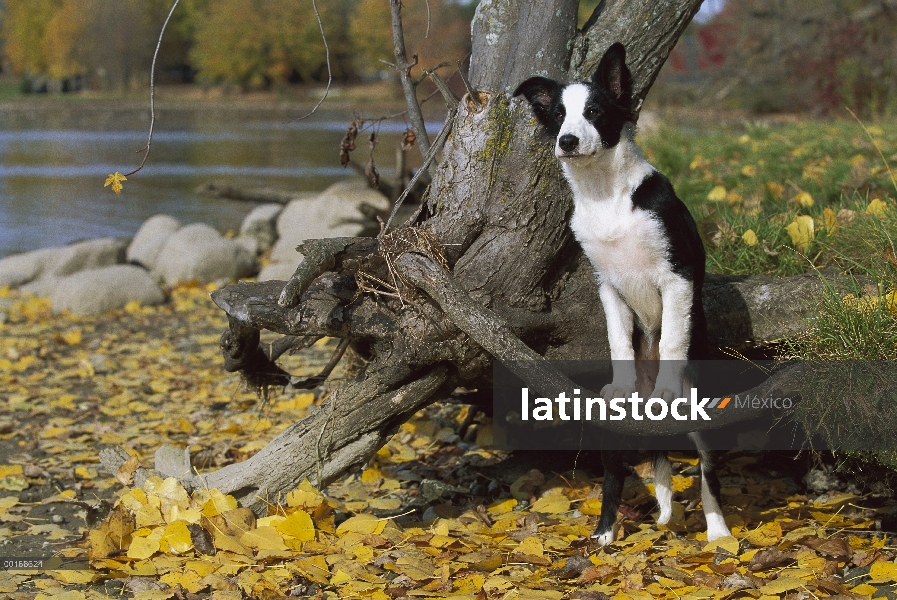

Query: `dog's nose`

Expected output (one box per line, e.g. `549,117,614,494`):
558,134,579,153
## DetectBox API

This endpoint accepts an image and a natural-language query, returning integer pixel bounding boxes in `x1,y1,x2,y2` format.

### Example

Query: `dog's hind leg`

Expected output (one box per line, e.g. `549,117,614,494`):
592,450,628,546
688,432,731,541
652,452,673,525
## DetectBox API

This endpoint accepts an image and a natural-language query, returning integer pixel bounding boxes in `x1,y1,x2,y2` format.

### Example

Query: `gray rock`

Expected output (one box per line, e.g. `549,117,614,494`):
234,235,260,256
239,203,283,253
0,247,60,288
46,265,166,316
257,262,298,283
0,238,128,289
154,223,257,285
127,214,182,271
262,179,389,279
51,237,129,278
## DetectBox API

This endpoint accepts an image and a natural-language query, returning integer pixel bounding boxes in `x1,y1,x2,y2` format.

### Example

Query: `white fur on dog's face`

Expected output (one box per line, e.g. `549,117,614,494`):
556,84,602,159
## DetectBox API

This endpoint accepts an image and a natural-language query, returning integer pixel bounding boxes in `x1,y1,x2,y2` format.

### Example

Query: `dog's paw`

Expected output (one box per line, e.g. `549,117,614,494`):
590,528,616,547
601,381,635,400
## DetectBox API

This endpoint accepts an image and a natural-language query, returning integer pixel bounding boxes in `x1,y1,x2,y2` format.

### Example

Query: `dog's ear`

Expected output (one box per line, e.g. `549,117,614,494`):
513,77,561,127
593,43,632,103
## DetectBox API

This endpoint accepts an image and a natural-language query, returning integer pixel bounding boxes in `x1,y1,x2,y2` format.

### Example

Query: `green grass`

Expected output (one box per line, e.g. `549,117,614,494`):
640,117,897,277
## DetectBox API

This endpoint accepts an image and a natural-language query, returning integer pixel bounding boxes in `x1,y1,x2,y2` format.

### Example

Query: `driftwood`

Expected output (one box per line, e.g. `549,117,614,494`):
129,0,849,515
195,181,314,204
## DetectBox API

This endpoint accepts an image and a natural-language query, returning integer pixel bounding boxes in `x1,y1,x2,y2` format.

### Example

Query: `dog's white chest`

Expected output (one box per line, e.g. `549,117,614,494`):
570,200,668,333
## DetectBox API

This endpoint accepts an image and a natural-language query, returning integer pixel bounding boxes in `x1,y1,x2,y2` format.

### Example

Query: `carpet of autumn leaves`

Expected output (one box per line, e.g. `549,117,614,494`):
2,284,897,600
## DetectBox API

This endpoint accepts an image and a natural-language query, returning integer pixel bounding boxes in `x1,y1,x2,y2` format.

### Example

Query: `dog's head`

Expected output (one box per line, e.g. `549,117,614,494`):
513,43,634,160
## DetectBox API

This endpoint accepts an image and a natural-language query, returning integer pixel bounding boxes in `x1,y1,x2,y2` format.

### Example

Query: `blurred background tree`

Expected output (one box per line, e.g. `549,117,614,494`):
654,0,897,117
1,0,893,118
0,0,473,92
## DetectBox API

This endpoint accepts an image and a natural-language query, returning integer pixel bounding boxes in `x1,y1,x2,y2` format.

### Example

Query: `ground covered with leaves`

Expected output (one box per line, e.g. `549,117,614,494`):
1,283,897,599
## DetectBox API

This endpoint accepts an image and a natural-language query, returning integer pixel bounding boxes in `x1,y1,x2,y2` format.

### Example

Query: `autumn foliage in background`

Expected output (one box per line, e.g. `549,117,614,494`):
0,0,475,91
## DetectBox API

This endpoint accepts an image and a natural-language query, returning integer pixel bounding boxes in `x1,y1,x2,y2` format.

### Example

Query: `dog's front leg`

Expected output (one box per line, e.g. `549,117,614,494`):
652,276,693,401
599,283,637,399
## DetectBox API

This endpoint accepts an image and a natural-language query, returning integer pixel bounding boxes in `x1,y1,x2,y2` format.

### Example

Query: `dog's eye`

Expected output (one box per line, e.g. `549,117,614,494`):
585,107,600,119
554,109,565,121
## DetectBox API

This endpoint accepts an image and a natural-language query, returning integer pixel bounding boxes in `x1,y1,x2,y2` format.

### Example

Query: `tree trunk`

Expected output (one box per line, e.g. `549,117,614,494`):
142,0,828,514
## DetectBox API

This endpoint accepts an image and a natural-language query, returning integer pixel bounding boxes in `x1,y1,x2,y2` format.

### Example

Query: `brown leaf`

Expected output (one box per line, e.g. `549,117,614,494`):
795,535,852,560
556,554,593,579
508,552,551,566
722,573,758,590
692,570,722,589
363,533,393,549
474,504,492,527
571,593,609,600
577,565,616,585
814,578,850,595
402,128,416,151
339,120,359,166
708,562,737,576
780,519,809,532
187,523,215,556
115,455,140,486
749,548,795,571
365,157,379,188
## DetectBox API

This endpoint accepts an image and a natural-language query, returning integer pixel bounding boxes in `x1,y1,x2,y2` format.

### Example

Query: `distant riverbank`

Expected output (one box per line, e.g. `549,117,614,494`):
0,93,443,259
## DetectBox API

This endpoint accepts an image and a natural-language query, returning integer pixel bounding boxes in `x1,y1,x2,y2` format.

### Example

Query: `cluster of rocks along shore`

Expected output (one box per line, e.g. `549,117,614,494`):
0,178,389,316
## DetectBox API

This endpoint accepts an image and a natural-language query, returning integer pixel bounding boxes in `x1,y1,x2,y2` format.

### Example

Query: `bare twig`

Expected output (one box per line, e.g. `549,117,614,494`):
390,0,432,159
457,60,480,108
290,0,333,122
381,107,456,235
290,338,351,390
123,0,180,177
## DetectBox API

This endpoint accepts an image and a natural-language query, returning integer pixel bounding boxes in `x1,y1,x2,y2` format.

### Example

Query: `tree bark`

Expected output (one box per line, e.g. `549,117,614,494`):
155,0,833,513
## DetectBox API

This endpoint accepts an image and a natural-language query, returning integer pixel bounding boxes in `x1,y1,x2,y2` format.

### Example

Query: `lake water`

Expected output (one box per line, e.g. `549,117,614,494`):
0,101,437,258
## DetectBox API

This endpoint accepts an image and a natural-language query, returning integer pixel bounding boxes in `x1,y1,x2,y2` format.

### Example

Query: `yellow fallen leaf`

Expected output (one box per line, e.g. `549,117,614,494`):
759,577,805,595
336,513,385,535
0,465,23,478
823,207,839,234
61,329,82,346
201,489,238,517
671,475,695,492
785,215,815,251
742,165,758,177
867,198,890,217
36,592,87,600
160,520,192,555
766,181,785,200
330,569,352,586
870,561,897,581
516,537,544,557
703,535,739,554
47,570,96,584
240,526,288,551
127,535,161,560
742,229,759,246
487,498,517,515
369,497,402,511
286,480,325,509
580,498,602,515
793,191,814,207
531,494,570,514
277,509,316,541
707,185,727,202
743,521,782,547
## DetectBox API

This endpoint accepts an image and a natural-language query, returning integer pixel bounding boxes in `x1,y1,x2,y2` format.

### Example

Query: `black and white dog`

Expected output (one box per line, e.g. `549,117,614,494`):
514,43,730,545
